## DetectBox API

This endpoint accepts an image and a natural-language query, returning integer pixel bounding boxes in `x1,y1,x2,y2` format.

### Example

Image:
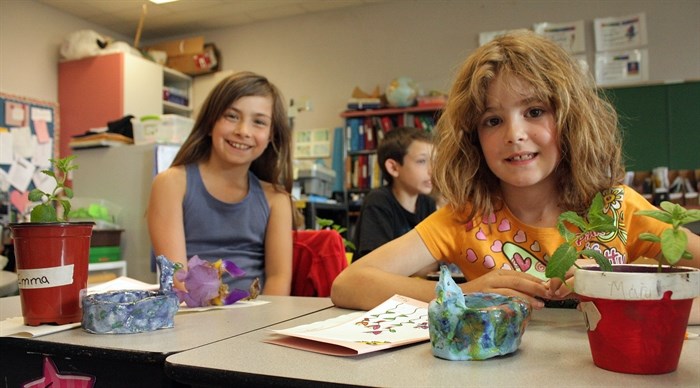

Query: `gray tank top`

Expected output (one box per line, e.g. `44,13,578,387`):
183,164,269,291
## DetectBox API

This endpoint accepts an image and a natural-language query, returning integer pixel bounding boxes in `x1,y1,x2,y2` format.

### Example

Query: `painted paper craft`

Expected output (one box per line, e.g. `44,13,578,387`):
266,294,429,356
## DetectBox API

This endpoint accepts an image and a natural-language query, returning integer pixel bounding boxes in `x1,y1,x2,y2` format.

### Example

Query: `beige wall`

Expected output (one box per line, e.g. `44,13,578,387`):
2,0,699,133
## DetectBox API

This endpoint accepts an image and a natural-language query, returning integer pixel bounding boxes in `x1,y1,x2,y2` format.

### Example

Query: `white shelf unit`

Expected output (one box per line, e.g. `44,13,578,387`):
163,67,193,117
88,261,127,277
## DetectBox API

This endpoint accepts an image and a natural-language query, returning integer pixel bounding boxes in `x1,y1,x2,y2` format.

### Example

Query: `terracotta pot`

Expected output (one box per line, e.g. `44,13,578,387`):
10,222,94,326
575,264,700,374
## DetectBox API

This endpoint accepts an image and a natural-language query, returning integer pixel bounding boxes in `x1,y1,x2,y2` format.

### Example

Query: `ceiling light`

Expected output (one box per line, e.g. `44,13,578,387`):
149,0,179,4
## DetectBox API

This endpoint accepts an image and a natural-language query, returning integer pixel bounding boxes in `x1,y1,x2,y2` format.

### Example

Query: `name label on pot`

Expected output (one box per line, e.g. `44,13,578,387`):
17,265,74,289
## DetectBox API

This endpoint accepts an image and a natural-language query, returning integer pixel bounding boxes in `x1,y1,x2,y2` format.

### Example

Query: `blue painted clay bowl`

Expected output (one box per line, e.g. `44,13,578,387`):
429,292,531,360
82,290,179,334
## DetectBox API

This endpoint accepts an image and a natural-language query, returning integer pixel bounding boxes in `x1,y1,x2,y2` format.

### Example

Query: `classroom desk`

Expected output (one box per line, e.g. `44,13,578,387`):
165,304,700,387
0,295,333,387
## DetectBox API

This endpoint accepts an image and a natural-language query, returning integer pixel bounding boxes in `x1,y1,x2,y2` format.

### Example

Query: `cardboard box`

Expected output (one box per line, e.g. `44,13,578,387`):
145,36,204,57
167,44,219,76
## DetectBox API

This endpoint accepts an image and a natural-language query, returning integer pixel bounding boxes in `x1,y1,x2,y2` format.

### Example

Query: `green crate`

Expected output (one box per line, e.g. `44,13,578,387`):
89,246,121,263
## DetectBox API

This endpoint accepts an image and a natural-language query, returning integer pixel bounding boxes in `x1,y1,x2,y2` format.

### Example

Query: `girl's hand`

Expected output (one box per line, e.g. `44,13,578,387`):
459,269,549,309
545,258,596,299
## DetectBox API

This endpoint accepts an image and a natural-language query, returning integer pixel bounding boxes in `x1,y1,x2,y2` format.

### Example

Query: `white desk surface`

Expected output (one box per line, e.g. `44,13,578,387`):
165,305,700,387
0,295,333,355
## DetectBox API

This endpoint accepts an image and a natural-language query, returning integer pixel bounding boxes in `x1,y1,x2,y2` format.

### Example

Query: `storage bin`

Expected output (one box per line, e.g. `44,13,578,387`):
298,165,336,198
89,246,122,263
132,114,194,145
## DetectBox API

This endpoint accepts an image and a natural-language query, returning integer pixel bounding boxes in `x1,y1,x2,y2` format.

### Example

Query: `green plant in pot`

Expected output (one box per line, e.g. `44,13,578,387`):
546,193,700,375
10,155,95,326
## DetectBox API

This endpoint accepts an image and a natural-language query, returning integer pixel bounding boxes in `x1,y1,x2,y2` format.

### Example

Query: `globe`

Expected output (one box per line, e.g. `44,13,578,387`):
385,77,418,108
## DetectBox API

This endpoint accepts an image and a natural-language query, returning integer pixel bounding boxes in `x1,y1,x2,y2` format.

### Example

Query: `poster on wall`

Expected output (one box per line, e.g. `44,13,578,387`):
533,20,586,54
293,128,331,159
594,12,647,52
595,49,649,86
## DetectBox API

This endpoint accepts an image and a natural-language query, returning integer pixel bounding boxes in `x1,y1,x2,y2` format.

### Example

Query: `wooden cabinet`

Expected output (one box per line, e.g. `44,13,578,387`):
58,53,192,158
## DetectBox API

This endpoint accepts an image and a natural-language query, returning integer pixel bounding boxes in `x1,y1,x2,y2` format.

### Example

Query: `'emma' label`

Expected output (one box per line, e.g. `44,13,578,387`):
17,265,74,289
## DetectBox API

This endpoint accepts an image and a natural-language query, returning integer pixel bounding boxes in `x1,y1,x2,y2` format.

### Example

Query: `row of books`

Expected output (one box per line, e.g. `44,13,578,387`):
344,153,383,190
345,113,438,153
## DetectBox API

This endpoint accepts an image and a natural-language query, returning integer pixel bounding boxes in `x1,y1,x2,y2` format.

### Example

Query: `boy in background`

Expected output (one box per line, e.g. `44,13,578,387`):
352,126,436,262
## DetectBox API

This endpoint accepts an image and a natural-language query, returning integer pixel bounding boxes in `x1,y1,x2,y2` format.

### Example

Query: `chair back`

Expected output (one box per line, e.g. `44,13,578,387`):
291,230,348,297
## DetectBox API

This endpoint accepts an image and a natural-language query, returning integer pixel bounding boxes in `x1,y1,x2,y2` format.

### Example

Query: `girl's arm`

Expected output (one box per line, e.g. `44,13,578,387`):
147,167,188,287
331,229,444,310
261,187,293,295
332,229,550,311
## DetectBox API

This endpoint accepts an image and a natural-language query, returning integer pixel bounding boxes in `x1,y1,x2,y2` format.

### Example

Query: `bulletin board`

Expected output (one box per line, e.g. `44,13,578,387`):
605,81,700,171
0,92,60,220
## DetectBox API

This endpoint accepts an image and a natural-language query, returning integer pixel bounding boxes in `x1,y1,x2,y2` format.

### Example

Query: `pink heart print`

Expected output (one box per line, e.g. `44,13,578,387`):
514,230,527,243
466,249,478,263
513,253,532,271
498,219,511,232
10,190,30,214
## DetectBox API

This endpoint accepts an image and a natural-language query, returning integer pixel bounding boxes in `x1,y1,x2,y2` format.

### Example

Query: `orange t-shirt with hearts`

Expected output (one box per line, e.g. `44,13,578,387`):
415,186,664,281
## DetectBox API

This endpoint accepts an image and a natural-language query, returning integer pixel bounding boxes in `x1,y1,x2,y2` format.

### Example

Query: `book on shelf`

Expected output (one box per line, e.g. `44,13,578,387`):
265,294,429,356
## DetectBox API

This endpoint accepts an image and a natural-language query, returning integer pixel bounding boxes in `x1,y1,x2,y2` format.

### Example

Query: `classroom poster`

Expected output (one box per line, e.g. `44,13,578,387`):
533,20,586,53
594,12,648,52
595,49,649,86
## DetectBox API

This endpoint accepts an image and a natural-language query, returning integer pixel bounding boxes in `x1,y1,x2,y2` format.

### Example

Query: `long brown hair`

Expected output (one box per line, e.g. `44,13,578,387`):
172,71,293,192
432,31,624,222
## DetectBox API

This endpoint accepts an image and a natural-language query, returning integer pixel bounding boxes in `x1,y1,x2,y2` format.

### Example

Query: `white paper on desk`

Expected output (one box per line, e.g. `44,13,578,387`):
266,294,429,356
178,300,269,313
87,276,159,293
0,317,80,338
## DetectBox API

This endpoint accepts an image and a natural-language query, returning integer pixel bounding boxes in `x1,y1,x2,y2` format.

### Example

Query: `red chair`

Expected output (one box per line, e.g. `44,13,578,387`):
291,230,348,297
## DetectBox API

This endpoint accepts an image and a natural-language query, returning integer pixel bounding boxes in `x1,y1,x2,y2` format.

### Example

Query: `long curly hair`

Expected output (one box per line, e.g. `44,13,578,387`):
171,71,293,192
433,31,624,222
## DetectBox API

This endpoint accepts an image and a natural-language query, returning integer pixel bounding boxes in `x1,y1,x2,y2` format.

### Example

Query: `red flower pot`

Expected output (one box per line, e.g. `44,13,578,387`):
575,264,699,374
10,222,94,326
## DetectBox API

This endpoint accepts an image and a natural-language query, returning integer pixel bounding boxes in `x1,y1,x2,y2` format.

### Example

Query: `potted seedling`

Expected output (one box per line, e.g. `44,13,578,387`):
546,193,700,374
9,155,95,326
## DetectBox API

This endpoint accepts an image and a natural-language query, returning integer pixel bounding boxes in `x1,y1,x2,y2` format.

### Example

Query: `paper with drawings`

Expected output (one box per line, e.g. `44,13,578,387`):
266,294,429,356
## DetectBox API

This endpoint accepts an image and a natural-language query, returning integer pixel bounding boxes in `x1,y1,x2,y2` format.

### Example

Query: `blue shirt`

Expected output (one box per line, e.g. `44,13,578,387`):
183,164,269,291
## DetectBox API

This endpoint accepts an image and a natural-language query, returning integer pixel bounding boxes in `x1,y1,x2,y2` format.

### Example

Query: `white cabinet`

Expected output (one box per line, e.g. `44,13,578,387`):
72,144,179,284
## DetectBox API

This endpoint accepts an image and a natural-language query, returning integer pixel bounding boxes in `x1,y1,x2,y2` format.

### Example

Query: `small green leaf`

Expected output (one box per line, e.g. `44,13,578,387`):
545,244,578,281
28,189,45,202
638,232,661,243
579,249,612,272
660,228,687,265
636,208,673,224
64,187,74,199
30,204,57,222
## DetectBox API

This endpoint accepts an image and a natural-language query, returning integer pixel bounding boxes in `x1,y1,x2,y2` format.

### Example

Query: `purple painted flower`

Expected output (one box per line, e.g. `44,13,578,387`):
175,255,250,307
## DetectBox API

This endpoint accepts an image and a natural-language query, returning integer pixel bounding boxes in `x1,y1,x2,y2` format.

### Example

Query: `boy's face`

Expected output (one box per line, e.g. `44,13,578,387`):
391,140,433,196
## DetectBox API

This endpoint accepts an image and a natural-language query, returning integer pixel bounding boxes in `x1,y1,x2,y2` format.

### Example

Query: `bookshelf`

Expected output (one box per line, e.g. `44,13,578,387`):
340,105,443,193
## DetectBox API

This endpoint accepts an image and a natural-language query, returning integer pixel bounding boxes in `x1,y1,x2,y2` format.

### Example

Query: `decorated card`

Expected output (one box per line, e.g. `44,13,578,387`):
266,294,429,356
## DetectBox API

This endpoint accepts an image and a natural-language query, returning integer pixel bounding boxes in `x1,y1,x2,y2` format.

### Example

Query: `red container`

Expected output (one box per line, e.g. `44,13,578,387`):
10,222,94,326
580,294,692,374
575,264,699,374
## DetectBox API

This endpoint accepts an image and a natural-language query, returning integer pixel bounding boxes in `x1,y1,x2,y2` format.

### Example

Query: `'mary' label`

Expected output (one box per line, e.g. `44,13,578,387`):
17,264,74,289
